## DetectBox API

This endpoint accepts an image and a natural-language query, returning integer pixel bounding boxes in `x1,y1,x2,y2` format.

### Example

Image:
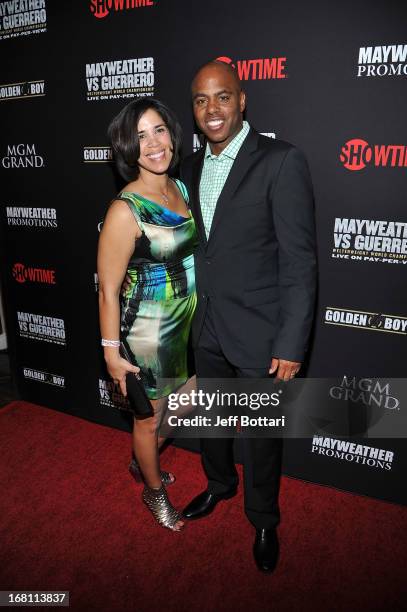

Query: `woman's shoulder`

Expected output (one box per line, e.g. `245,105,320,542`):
103,198,137,226
115,191,142,206
116,180,139,199
105,183,145,221
99,196,141,237
114,183,147,213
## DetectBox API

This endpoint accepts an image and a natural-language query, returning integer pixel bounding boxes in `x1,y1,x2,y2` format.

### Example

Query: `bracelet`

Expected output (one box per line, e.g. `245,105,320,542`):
101,339,120,347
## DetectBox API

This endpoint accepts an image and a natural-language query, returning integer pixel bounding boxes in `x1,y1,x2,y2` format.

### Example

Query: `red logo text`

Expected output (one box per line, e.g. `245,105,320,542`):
12,263,56,284
340,139,407,171
216,55,286,80
90,0,154,19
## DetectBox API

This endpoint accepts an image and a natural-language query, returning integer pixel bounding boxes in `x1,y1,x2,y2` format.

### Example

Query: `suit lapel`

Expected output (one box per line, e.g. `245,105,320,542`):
207,128,259,244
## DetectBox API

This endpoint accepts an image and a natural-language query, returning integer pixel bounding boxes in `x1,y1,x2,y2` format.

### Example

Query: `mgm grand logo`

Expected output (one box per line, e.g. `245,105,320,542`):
329,376,400,410
2,144,44,169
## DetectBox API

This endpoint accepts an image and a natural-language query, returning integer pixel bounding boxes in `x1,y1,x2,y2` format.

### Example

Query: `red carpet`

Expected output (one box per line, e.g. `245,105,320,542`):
0,401,406,611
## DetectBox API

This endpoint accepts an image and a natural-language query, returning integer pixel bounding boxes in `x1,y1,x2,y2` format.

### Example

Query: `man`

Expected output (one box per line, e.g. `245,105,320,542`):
180,60,317,573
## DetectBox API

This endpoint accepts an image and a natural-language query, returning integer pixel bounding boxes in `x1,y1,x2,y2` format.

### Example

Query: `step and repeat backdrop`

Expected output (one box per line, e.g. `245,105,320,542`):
1,0,406,504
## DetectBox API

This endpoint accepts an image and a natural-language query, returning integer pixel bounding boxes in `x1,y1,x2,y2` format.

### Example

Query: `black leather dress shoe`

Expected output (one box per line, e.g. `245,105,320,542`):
253,528,279,573
183,489,237,520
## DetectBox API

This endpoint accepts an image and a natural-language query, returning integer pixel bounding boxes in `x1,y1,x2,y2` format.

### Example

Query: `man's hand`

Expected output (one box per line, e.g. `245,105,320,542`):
269,357,301,382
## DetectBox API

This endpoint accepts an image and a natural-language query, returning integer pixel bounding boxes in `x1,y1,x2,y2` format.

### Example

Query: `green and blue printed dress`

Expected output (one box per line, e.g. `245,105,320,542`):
117,179,198,399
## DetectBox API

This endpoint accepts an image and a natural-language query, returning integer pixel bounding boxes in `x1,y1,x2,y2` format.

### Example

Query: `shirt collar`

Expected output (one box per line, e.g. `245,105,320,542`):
204,120,250,160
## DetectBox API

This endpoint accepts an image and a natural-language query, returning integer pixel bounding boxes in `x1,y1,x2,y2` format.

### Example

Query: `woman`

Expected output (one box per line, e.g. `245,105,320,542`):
97,98,197,531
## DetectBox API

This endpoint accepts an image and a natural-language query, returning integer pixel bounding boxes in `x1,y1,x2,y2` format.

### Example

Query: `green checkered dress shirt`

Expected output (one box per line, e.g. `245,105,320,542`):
199,121,250,238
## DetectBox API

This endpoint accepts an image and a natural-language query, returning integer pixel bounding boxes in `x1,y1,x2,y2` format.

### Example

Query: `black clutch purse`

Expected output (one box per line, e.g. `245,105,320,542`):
119,341,154,418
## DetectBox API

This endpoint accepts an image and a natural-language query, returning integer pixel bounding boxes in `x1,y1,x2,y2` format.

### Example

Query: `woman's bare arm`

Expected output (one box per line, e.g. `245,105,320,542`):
97,199,141,394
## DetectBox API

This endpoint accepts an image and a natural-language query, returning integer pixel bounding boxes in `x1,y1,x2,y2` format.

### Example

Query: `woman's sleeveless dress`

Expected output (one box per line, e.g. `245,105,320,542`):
117,179,198,399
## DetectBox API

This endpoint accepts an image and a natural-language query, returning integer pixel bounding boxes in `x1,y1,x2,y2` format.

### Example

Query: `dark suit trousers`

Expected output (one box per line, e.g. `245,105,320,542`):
194,301,283,530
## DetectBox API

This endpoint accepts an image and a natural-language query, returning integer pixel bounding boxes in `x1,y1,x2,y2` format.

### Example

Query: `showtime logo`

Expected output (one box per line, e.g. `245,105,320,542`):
340,139,407,170
216,55,286,80
12,263,56,285
90,0,154,19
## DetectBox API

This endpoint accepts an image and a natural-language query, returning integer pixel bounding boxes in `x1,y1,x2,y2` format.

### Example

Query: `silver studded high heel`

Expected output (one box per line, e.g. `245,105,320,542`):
142,484,184,531
129,459,175,486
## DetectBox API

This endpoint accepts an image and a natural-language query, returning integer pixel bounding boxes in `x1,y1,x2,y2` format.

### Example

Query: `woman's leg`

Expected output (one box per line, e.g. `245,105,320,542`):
132,399,164,489
130,397,176,484
132,398,184,530
157,435,166,449
139,376,197,455
157,375,197,439
157,374,197,448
